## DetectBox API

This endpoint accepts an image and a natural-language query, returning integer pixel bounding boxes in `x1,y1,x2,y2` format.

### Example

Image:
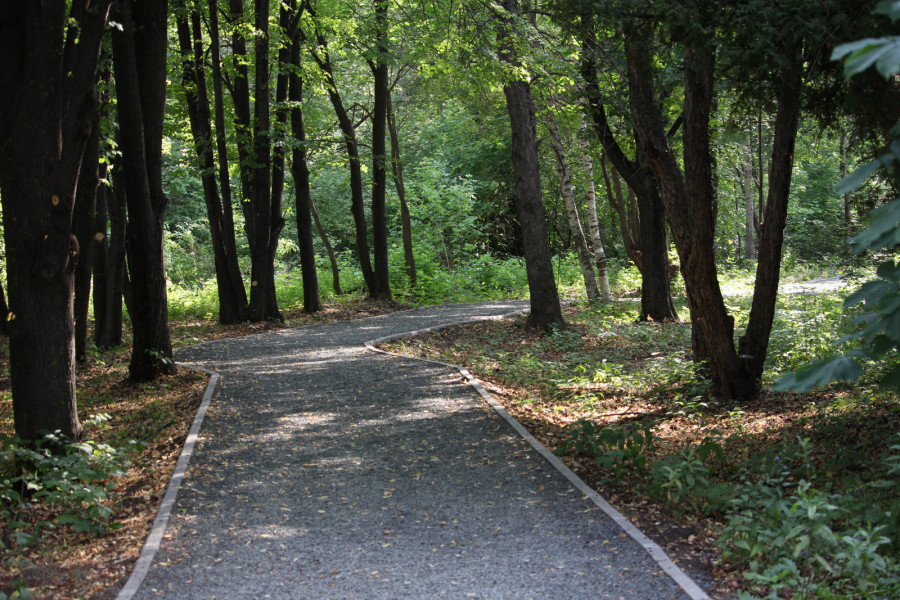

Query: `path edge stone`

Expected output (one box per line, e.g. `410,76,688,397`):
115,366,220,600
364,309,712,600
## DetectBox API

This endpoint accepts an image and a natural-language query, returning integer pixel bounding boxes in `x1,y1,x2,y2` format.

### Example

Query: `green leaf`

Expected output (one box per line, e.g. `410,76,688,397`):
849,198,900,253
878,40,900,77
836,159,880,195
840,40,892,76
846,280,895,308
774,356,864,392
875,0,900,21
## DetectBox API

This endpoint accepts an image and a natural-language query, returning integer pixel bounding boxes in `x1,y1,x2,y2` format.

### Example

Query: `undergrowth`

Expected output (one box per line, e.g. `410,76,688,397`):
386,269,900,599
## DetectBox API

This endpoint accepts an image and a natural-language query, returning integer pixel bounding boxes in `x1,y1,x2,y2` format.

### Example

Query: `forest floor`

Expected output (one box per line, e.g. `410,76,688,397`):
0,293,894,599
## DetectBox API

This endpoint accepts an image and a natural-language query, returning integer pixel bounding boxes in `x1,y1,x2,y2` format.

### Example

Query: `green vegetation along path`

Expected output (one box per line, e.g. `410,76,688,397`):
118,302,708,599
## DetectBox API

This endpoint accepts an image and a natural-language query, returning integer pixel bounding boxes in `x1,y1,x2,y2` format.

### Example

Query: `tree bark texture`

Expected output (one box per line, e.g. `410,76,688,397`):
370,0,392,300
226,0,284,322
624,25,757,400
579,24,676,322
310,198,343,295
600,151,641,272
580,137,613,302
208,0,241,278
545,107,600,302
73,114,100,363
176,8,248,324
304,21,376,296
93,158,126,349
743,140,756,261
287,1,322,313
249,0,280,321
0,0,112,442
499,0,563,331
388,92,417,286
737,56,804,381
111,0,176,382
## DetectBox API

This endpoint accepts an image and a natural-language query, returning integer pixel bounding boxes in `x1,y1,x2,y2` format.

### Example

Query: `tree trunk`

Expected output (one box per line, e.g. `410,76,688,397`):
207,0,243,303
310,198,343,295
177,7,248,324
227,0,283,322
0,279,9,337
579,21,676,322
840,130,852,231
499,0,563,331
92,162,109,344
303,19,375,296
743,139,756,261
94,158,127,349
0,0,112,442
600,151,641,271
546,107,600,301
369,0,392,300
74,113,100,363
248,0,281,321
287,0,321,314
625,24,756,399
737,56,803,381
388,92,416,286
581,136,614,302
111,0,175,382
757,110,765,229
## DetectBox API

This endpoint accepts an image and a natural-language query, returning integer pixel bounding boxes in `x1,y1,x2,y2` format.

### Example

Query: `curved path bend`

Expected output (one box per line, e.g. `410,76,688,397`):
118,302,708,600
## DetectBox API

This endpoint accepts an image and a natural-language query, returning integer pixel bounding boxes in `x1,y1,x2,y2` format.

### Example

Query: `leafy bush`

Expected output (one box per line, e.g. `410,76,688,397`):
0,421,142,550
554,419,656,479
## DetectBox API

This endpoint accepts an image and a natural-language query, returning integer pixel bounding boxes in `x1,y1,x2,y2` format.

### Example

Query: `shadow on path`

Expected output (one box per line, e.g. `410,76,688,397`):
120,302,703,599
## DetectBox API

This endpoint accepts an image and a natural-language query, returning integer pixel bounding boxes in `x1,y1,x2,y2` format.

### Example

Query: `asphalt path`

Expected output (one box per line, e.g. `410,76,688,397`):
116,302,709,600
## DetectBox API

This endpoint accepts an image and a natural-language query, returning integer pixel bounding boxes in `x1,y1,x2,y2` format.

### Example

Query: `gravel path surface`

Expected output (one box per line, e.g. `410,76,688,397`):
119,302,703,599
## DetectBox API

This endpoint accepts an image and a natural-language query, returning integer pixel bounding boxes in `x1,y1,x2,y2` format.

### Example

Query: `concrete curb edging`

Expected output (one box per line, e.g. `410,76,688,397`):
365,309,712,600
115,365,220,600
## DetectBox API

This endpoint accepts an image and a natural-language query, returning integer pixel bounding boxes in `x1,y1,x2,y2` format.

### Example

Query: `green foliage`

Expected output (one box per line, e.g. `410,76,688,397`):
647,437,733,515
404,157,483,270
719,435,900,599
0,422,142,550
554,419,655,479
778,4,900,393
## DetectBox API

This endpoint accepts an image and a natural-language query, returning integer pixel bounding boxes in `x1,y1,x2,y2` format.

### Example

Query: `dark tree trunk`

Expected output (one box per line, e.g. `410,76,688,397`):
94,159,127,348
0,0,111,442
388,92,416,286
624,24,756,400
303,19,376,296
370,0,392,300
228,0,253,214
579,24,676,322
248,0,279,321
228,0,283,322
92,163,109,344
208,0,242,293
0,280,9,337
74,113,100,363
633,147,677,322
176,7,248,324
737,55,803,380
111,0,175,382
287,7,322,314
499,0,563,331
